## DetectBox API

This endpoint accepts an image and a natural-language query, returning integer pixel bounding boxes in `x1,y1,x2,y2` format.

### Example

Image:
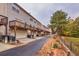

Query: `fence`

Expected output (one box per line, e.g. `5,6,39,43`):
61,38,79,56
61,39,78,56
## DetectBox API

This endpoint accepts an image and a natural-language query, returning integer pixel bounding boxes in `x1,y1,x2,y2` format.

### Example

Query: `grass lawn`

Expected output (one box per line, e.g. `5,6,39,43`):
65,37,79,43
64,36,79,55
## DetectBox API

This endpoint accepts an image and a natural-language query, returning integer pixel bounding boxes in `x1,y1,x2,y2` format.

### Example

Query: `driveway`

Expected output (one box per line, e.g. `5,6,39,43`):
0,36,49,56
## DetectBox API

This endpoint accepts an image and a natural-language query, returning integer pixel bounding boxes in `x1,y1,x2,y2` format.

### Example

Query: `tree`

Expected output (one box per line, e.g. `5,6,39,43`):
70,17,79,37
64,17,79,37
63,19,74,36
50,10,68,35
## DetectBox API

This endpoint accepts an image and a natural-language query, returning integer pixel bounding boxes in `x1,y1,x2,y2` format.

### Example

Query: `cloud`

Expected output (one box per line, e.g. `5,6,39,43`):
18,3,79,26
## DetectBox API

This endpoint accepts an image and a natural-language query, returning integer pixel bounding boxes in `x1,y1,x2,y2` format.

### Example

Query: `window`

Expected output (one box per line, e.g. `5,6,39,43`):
12,6,19,13
30,18,33,21
34,21,36,23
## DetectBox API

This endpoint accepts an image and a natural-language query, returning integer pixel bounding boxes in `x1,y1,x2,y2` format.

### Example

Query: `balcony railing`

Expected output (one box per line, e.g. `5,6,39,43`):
9,20,35,30
9,20,50,32
9,20,25,28
0,15,8,25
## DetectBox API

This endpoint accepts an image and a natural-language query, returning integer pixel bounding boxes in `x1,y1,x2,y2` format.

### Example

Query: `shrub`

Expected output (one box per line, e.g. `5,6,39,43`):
53,43,59,48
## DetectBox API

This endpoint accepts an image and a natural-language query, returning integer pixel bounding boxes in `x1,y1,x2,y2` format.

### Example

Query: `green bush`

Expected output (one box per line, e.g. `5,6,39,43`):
53,43,59,48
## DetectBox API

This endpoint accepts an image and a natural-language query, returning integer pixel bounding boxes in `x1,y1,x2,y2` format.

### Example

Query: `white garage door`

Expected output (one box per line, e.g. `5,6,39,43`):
16,30,27,39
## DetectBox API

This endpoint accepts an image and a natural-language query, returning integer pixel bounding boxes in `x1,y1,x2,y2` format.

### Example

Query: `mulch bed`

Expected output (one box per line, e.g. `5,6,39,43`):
36,36,67,56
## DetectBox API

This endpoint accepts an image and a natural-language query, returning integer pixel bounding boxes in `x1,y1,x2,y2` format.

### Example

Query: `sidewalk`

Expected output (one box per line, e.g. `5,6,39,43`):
0,36,43,52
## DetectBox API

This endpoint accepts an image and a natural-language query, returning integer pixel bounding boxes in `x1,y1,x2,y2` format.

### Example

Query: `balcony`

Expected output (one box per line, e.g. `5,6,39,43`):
9,20,35,30
9,20,25,29
9,20,46,32
26,25,36,31
0,15,8,25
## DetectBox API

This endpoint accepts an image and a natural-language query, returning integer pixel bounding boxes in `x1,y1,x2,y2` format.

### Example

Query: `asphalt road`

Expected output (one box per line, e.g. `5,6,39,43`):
0,36,49,56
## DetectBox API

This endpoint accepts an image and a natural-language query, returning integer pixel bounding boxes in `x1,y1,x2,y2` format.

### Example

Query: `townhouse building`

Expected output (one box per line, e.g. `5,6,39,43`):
0,3,51,39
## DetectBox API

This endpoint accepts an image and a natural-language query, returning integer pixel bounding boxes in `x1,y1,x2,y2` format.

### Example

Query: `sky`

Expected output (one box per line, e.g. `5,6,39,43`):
18,3,79,26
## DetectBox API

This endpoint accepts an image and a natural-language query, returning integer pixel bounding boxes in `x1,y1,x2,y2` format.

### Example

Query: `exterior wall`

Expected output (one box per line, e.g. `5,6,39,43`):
0,3,51,39
7,3,38,26
0,3,8,35
0,3,8,16
6,3,40,38
6,3,45,38
0,3,7,34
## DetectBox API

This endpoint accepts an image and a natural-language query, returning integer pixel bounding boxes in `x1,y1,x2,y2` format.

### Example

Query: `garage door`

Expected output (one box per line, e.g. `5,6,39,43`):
16,30,27,39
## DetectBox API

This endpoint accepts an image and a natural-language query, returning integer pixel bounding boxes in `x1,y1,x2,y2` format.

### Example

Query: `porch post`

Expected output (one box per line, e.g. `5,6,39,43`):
14,21,16,39
4,17,8,43
4,17,8,35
